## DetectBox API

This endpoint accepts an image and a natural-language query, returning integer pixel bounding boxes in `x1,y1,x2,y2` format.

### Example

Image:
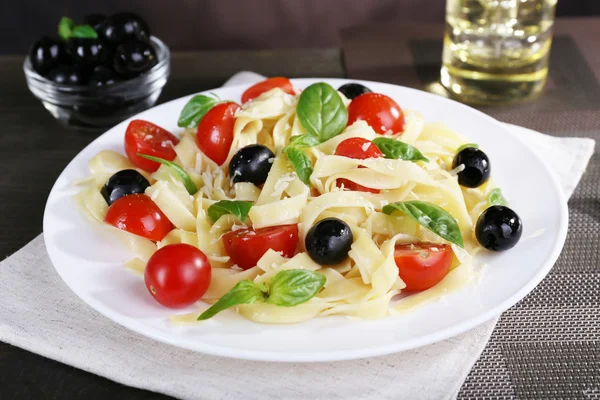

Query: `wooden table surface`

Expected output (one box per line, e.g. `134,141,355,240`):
0,49,343,399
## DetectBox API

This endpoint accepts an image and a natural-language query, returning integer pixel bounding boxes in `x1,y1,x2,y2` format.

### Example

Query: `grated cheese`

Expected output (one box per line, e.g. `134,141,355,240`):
270,172,296,198
450,163,465,176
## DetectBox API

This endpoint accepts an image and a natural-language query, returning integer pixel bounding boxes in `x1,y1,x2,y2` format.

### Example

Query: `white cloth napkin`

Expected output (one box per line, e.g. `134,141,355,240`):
0,72,594,400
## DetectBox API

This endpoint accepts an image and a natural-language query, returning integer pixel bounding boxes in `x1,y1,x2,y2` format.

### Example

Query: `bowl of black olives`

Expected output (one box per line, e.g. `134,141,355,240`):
23,13,169,130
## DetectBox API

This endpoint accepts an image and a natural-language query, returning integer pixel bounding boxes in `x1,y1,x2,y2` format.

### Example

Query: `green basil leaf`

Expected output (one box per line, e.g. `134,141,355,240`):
177,94,220,128
284,146,313,185
58,17,75,40
136,154,198,194
198,280,265,320
297,82,348,142
207,200,253,223
71,25,99,39
488,188,508,206
372,137,429,162
288,134,321,149
382,200,464,247
266,269,326,306
456,143,479,152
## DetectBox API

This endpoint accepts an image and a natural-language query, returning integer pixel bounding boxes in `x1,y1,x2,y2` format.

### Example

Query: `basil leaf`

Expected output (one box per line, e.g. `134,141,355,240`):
297,82,348,142
207,200,253,223
266,269,326,307
288,134,321,149
285,146,313,185
58,17,75,40
71,25,99,39
136,154,198,194
177,94,220,128
372,137,429,162
488,188,508,206
456,143,479,152
382,200,464,247
198,280,265,320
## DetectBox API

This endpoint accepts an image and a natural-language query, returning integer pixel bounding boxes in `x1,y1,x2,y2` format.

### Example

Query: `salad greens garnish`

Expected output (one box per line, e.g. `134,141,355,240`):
177,94,221,128
284,82,348,185
382,200,464,247
198,269,326,320
207,200,253,223
137,154,198,195
372,137,429,162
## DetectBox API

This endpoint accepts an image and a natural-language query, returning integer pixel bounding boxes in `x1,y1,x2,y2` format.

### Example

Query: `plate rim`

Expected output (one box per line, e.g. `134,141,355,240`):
43,78,569,362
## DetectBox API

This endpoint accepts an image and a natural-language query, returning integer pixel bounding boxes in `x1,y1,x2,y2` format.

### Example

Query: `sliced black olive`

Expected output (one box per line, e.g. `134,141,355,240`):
29,36,65,76
84,14,108,31
305,218,353,265
228,144,275,186
338,83,372,100
66,38,107,66
101,169,150,205
89,65,120,88
112,39,158,78
47,65,88,85
475,205,522,251
98,12,150,46
452,147,490,188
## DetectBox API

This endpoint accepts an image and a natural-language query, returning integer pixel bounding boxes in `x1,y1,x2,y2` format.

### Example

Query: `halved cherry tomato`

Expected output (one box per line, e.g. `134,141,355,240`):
196,102,240,165
334,137,383,193
394,243,453,291
222,224,299,270
144,243,212,308
241,77,295,103
347,93,405,135
104,194,173,241
124,120,179,172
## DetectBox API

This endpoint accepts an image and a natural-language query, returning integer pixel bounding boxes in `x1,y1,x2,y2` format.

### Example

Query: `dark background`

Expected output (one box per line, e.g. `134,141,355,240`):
2,0,600,54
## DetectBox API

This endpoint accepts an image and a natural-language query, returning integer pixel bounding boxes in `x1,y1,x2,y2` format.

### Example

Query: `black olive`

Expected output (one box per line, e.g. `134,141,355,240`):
475,205,522,251
338,83,372,100
84,14,108,31
66,38,107,66
305,218,353,265
452,147,490,188
47,65,88,85
112,40,158,78
98,12,150,46
29,36,65,76
89,65,120,88
229,144,275,186
101,169,150,205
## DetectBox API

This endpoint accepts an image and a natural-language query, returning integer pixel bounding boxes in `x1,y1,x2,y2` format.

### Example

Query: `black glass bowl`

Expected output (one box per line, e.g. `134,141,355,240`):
24,36,170,130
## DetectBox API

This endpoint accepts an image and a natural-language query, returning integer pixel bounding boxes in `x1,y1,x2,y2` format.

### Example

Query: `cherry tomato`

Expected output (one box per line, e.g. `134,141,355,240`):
334,137,383,193
241,77,295,103
222,224,299,270
394,243,453,291
124,119,179,172
144,243,212,308
347,93,405,135
196,102,240,165
104,194,173,241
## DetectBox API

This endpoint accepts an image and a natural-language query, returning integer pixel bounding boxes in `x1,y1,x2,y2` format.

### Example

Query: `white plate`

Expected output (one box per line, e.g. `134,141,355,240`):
43,78,568,362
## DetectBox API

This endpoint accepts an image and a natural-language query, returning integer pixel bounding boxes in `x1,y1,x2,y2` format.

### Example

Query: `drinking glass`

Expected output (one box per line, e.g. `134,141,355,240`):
441,0,557,104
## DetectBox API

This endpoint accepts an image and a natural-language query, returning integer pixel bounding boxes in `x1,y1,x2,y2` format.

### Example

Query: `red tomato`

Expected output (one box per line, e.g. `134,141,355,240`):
334,137,383,193
241,77,295,103
222,224,299,270
124,120,179,172
104,194,173,241
347,93,405,135
196,102,240,165
394,243,453,291
144,243,212,308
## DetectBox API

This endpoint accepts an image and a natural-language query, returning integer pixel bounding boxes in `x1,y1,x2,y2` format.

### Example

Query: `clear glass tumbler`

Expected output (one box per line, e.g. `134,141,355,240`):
441,0,557,104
